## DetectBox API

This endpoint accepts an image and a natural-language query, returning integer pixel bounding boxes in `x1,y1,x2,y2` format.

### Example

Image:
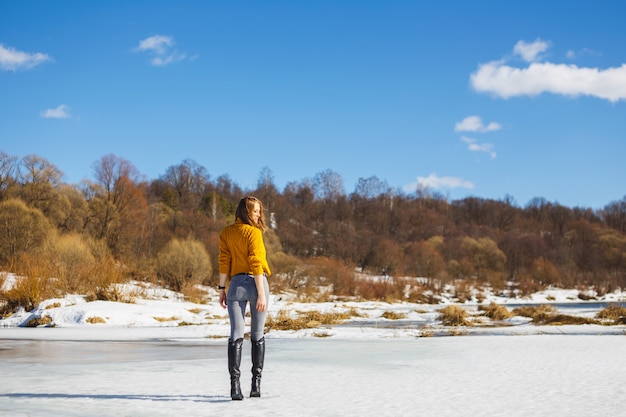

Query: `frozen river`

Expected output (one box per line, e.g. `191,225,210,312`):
1,335,625,417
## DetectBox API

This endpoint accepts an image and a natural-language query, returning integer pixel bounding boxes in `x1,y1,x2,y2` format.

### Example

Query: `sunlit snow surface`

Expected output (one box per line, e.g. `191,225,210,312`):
1,275,625,416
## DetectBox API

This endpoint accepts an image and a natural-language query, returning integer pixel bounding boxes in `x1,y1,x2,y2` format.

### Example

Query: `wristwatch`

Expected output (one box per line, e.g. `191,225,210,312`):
218,285,226,290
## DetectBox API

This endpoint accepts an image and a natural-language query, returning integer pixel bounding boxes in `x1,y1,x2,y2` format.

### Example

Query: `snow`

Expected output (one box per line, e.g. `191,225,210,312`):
1,274,625,416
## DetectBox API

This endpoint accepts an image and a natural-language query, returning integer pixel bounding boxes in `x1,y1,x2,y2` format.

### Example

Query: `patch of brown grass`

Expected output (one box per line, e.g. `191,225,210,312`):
513,304,600,325
438,305,472,326
86,316,106,324
596,304,626,324
265,309,351,332
181,284,208,304
419,326,435,337
25,315,53,327
511,305,556,322
381,310,407,320
539,314,599,326
153,316,179,322
345,306,365,318
479,303,514,321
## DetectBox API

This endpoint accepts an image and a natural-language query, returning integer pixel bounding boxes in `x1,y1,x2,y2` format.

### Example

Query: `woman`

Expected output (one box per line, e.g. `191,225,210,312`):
218,196,271,400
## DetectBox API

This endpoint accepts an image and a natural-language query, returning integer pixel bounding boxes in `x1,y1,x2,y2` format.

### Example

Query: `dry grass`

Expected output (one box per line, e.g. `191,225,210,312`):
538,314,600,326
355,278,406,302
25,315,53,327
153,316,179,322
1,258,57,314
342,306,365,318
511,305,556,322
438,305,472,326
265,309,352,332
479,303,514,320
181,283,209,304
512,304,600,325
419,326,436,337
86,316,106,324
596,304,626,324
381,310,407,320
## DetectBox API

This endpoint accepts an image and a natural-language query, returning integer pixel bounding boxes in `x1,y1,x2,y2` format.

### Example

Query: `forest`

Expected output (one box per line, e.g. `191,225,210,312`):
1,151,626,312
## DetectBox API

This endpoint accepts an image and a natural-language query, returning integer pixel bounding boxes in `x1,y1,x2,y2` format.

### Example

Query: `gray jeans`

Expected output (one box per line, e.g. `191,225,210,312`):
227,274,269,341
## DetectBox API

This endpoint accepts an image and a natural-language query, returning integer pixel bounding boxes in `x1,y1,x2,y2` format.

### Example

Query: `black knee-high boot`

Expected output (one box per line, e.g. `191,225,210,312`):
228,338,244,400
250,337,265,398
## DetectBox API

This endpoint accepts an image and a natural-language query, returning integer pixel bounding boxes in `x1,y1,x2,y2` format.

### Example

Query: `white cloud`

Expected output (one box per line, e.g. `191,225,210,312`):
404,173,474,193
471,61,626,102
566,48,601,60
471,40,626,102
514,39,549,63
0,44,51,71
454,115,501,133
151,53,187,67
41,104,70,119
461,136,496,159
134,35,191,67
135,35,174,54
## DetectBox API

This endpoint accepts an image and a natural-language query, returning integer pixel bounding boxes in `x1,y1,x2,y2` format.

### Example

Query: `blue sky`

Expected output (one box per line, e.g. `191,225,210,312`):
1,1,625,209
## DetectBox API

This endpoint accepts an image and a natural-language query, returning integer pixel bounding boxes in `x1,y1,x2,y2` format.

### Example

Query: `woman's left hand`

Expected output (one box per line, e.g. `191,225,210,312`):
256,293,267,312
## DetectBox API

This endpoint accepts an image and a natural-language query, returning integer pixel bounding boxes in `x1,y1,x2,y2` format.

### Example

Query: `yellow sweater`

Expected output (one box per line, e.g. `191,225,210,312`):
218,219,271,278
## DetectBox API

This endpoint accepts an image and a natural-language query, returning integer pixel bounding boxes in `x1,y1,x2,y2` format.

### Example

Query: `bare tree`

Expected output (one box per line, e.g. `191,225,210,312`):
19,155,67,224
161,159,209,210
353,176,390,199
602,196,626,234
88,154,149,257
0,151,19,199
313,169,344,202
21,154,63,186
255,166,278,215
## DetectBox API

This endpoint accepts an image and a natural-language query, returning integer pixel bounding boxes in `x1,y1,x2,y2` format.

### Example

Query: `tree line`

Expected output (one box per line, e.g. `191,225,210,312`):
1,151,625,304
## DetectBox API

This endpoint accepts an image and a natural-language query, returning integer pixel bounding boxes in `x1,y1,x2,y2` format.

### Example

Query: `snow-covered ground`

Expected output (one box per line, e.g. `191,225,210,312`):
1,274,625,416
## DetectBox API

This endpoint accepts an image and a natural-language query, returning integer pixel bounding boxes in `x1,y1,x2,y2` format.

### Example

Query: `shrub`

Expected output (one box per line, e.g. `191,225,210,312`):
1,254,57,313
306,257,357,297
438,305,472,326
40,233,97,293
355,276,406,302
155,237,212,291
89,257,127,301
0,198,53,264
269,257,357,300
